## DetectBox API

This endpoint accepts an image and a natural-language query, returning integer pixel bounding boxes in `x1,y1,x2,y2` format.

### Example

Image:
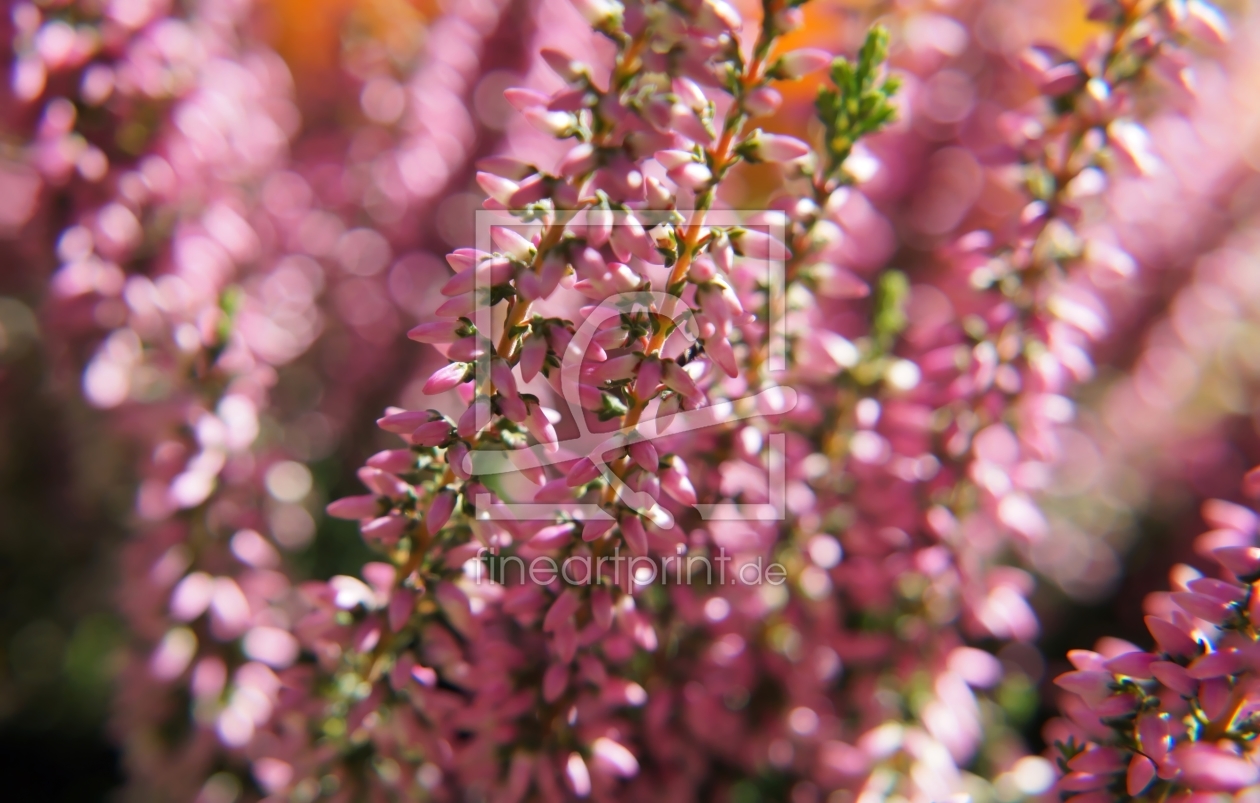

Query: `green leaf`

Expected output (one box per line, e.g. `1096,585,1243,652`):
814,25,900,184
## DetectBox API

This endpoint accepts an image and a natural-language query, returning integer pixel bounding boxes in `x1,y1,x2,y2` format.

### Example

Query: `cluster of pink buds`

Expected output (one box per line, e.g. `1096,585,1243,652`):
312,0,1232,800
1051,467,1260,802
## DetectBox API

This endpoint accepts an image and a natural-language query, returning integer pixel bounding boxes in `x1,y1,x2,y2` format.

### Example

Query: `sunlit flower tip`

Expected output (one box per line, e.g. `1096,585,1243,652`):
744,131,810,164
570,0,623,26
672,76,707,109
774,48,832,79
410,419,453,447
566,752,592,798
408,320,460,344
426,490,455,533
654,149,699,171
645,176,673,208
457,397,492,438
476,172,519,205
330,575,377,610
730,228,785,259
540,48,586,83
492,227,535,262
1181,0,1230,46
523,106,574,137
567,457,602,487
592,737,639,778
326,495,380,520
423,362,469,395
633,357,662,401
580,518,615,542
620,515,648,555
665,161,715,187
503,87,549,112
377,409,429,434
702,0,742,29
1215,546,1260,579
661,464,697,506
743,86,783,118
628,439,658,472
1108,120,1160,176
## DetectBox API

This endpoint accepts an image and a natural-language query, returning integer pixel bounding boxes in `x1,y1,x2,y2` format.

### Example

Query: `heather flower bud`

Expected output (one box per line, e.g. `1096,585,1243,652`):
523,107,575,137
447,442,472,480
592,737,639,778
377,409,430,434
663,361,704,406
423,362,470,395
476,171,519,205
327,495,381,520
570,0,624,29
520,332,549,382
633,356,662,401
503,87,549,112
740,130,810,164
435,292,477,318
543,663,569,703
560,144,599,178
744,87,783,117
447,335,487,362
661,460,697,505
441,254,514,296
523,403,559,452
411,419,454,447
567,457,602,487
688,255,717,283
426,490,455,533
729,228,785,259
361,514,407,546
628,439,658,472
589,352,640,382
773,48,832,79
458,396,492,438
407,320,461,344
530,523,576,549
1214,546,1260,580
542,49,587,83
583,518,615,541
492,227,535,262
620,514,648,555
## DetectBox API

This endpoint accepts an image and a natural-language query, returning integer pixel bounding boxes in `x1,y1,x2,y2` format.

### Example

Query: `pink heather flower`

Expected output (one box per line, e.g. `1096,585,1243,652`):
774,48,833,79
